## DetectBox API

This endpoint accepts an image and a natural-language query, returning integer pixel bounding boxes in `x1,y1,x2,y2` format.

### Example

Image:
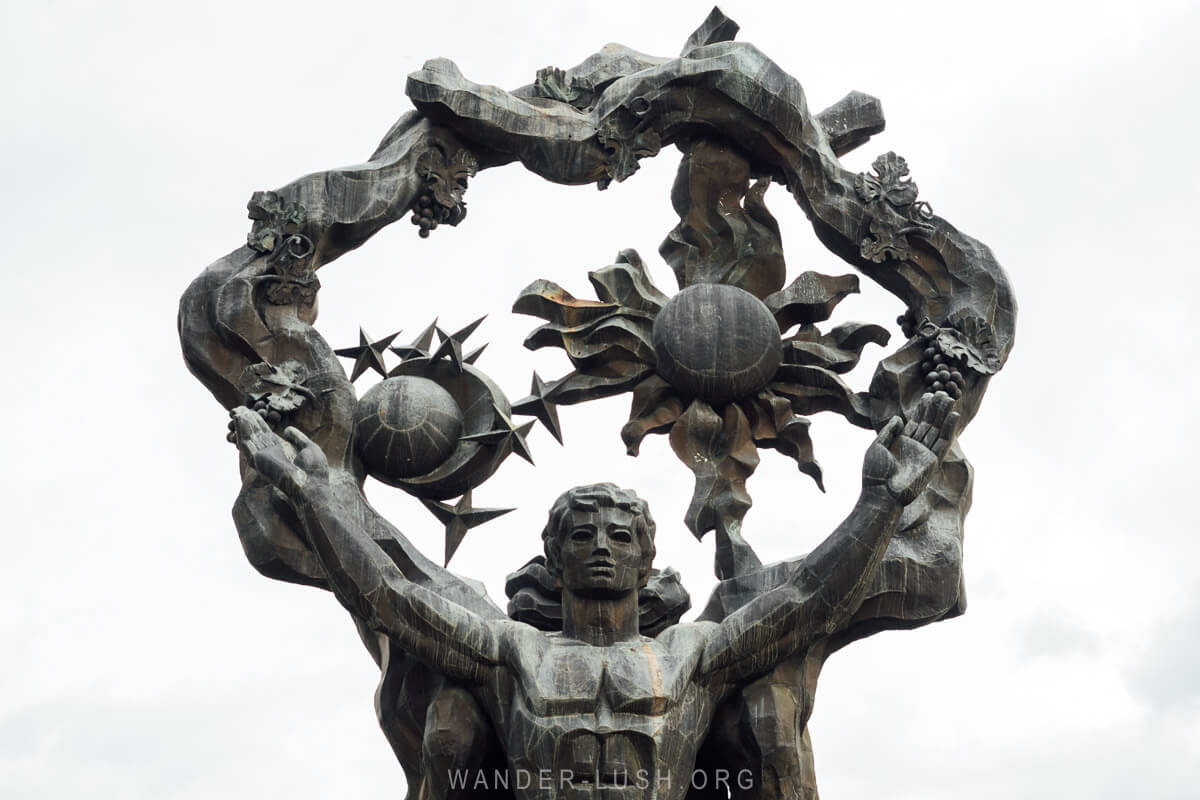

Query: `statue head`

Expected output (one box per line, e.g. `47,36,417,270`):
542,483,656,595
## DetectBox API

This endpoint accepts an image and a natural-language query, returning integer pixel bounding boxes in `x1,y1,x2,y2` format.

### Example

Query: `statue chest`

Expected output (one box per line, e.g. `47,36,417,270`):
514,637,693,716
494,635,713,800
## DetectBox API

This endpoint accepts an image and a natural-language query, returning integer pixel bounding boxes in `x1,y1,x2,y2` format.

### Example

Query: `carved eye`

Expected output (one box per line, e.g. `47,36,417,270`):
571,529,592,542
628,96,651,116
610,529,633,544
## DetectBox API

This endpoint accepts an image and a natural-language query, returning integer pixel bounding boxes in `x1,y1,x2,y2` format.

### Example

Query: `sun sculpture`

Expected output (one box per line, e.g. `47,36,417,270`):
180,8,1015,800
512,140,894,568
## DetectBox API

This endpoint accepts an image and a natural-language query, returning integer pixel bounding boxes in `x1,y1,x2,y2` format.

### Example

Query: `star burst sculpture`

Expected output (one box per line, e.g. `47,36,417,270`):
334,317,540,563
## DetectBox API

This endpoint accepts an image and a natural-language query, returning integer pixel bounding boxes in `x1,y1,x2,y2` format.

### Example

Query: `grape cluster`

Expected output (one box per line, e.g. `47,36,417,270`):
920,346,965,399
410,192,448,238
225,397,285,443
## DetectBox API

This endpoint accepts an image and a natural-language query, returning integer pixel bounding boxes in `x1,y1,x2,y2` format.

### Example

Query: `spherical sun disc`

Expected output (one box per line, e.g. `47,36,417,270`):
652,283,781,403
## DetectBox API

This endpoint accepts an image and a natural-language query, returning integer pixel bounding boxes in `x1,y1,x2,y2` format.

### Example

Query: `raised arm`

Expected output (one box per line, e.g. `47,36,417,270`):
231,409,505,684
179,205,499,604
699,392,959,685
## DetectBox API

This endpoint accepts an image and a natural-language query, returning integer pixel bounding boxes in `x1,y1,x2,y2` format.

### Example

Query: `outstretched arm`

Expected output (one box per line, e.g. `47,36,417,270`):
700,392,959,685
182,240,499,609
232,408,505,684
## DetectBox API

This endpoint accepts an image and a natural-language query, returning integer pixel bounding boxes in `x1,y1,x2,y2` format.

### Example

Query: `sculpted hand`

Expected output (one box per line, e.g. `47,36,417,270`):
231,407,329,500
862,392,960,506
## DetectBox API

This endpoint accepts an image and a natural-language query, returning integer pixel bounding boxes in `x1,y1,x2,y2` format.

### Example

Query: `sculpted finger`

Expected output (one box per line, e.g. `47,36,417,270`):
938,390,955,419
941,408,960,440
232,406,269,443
908,392,935,435
919,393,953,447
930,391,951,426
903,398,925,438
877,416,903,448
233,406,262,424
283,426,317,450
913,421,934,447
933,411,962,458
920,425,939,449
916,393,934,420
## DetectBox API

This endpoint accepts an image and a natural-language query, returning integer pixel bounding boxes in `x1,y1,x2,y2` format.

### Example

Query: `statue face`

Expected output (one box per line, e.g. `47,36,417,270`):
558,506,644,597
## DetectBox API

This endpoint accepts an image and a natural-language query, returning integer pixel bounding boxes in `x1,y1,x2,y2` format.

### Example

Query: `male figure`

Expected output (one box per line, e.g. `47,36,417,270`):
231,391,959,800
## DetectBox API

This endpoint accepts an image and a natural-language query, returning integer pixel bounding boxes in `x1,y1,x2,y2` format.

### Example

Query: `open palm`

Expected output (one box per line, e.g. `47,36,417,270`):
862,392,960,505
230,407,329,500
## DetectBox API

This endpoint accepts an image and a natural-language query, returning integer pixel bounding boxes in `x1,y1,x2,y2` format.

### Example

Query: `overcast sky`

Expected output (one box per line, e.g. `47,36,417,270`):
2,0,1198,798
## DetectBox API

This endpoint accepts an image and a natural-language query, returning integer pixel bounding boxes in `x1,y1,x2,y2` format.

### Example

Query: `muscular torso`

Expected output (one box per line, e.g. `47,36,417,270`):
483,623,721,800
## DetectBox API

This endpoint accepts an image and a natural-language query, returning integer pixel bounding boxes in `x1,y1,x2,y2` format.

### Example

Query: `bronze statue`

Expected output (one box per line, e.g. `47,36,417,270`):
181,8,1015,798
230,389,957,797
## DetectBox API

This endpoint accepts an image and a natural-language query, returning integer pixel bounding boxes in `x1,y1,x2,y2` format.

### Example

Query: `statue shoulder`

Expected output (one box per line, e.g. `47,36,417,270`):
494,618,550,665
655,620,720,651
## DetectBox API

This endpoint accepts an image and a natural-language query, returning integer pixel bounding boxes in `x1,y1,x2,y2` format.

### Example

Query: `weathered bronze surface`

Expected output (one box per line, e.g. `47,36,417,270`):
180,8,1015,798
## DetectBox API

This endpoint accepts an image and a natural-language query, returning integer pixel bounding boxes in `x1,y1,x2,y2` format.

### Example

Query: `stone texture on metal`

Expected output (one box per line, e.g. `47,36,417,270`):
179,7,1016,799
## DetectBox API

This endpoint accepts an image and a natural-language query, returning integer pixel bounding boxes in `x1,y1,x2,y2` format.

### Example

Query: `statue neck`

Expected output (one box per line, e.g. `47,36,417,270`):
561,590,641,646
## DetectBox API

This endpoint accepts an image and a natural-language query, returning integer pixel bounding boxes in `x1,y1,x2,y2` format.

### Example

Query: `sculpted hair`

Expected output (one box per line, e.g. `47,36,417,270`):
542,483,656,581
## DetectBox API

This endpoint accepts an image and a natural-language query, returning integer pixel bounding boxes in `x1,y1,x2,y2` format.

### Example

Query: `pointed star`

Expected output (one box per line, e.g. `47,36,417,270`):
512,371,563,444
421,490,514,565
431,316,486,372
334,328,400,382
459,403,535,464
389,319,438,364
463,343,487,365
